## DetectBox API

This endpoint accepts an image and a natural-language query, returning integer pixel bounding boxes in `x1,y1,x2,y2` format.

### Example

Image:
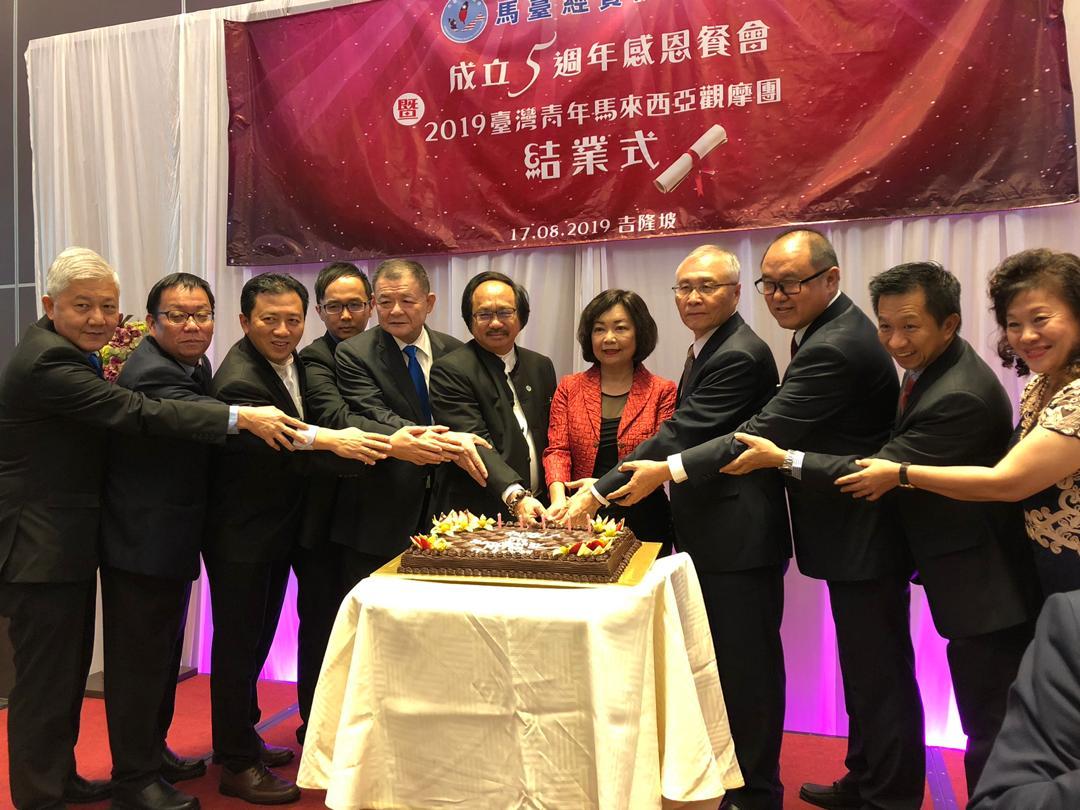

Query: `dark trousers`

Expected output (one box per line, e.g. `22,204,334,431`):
100,566,191,790
204,556,291,772
698,565,786,810
947,622,1034,793
292,542,348,743
341,548,394,592
828,577,925,810
0,580,96,809
157,581,192,744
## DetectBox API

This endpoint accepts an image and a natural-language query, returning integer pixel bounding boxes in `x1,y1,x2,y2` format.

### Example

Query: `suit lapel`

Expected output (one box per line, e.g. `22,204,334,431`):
893,336,964,432
478,343,531,468
683,313,744,401
242,337,299,417
377,328,424,422
798,293,851,348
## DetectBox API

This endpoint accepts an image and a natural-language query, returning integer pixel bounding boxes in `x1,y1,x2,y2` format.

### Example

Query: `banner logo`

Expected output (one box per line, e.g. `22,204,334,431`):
441,0,488,44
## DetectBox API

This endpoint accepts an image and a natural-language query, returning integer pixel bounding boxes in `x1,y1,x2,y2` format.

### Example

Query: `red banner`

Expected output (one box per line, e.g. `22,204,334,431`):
225,0,1076,264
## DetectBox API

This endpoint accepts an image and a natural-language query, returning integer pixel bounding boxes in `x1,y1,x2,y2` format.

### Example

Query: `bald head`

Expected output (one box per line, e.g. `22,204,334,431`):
759,229,840,330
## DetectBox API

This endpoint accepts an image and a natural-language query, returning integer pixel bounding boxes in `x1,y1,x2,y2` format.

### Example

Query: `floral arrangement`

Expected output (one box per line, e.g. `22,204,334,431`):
99,317,149,383
411,510,495,549
552,516,624,558
409,510,625,558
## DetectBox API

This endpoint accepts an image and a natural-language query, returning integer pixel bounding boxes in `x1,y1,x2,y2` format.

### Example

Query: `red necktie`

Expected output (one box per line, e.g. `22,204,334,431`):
789,335,798,359
899,374,916,413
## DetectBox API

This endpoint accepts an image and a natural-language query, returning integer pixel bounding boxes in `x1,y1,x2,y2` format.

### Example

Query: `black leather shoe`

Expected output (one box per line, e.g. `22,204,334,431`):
111,777,200,810
259,740,295,767
63,774,113,803
799,779,863,808
160,747,207,783
219,763,300,805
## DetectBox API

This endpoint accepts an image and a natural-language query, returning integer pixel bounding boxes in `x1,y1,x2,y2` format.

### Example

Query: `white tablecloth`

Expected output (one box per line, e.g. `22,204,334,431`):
297,552,743,809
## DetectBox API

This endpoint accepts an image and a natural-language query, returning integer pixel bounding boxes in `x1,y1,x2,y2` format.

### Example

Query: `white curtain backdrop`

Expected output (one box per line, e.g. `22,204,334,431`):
24,0,1080,746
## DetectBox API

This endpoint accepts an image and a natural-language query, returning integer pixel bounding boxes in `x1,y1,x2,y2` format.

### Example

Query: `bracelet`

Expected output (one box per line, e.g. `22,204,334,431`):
898,462,915,489
780,450,795,476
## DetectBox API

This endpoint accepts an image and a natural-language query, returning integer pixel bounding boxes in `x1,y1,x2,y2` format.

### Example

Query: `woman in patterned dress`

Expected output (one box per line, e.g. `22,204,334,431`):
833,248,1080,598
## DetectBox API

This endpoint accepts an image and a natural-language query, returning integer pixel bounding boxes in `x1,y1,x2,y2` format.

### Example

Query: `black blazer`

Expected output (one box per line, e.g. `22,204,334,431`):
204,335,352,562
101,336,218,581
0,318,226,583
594,313,791,573
682,294,908,581
969,590,1080,809
298,332,387,551
800,337,1039,636
332,326,464,555
429,340,557,519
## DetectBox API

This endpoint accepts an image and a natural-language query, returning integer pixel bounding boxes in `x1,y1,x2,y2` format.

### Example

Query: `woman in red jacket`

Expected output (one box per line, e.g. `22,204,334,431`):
544,289,677,551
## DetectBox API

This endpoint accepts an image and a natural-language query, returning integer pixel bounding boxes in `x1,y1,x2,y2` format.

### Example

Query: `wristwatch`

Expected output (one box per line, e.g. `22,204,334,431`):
780,450,796,476
898,462,915,489
504,486,530,511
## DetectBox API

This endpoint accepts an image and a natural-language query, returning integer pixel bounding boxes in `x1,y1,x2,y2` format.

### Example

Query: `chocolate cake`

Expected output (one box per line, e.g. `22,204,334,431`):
399,511,641,583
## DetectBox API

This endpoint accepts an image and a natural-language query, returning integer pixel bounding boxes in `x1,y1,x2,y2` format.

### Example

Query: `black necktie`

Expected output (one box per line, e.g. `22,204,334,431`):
678,345,695,397
192,361,211,393
790,335,799,359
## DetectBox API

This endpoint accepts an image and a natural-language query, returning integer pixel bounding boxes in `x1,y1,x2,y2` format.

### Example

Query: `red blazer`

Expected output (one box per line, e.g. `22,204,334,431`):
543,364,677,484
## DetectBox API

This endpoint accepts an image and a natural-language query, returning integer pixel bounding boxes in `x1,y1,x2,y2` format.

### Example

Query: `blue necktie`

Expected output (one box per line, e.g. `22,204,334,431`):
87,353,104,379
403,345,432,424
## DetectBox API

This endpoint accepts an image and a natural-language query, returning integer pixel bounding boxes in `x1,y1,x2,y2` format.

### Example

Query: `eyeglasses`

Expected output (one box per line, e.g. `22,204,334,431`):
754,266,831,296
672,282,737,298
320,300,369,315
375,297,422,310
156,310,214,325
472,308,517,324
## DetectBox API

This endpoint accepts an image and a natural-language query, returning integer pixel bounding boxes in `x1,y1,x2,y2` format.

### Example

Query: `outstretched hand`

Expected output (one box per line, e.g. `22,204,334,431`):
237,405,308,451
835,458,902,501
606,459,671,506
720,433,786,475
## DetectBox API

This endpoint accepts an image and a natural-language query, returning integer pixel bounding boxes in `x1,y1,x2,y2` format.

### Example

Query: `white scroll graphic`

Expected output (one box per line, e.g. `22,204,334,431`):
654,124,728,193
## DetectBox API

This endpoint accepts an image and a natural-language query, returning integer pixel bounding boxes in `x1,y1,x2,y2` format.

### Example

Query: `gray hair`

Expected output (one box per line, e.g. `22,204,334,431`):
45,247,119,297
679,245,741,282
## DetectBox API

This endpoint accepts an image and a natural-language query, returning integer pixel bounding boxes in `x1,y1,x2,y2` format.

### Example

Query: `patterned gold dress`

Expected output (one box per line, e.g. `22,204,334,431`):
1018,374,1080,596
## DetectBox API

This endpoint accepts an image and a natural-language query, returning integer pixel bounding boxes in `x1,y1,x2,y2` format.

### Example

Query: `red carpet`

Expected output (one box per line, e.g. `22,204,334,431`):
0,675,967,808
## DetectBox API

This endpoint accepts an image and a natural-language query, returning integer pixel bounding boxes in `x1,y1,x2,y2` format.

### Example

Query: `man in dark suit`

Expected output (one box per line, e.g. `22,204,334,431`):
294,261,382,744
204,273,390,804
430,271,557,523
564,245,791,810
100,273,223,810
332,259,487,585
726,262,1040,796
968,590,1080,809
0,248,303,810
588,230,922,810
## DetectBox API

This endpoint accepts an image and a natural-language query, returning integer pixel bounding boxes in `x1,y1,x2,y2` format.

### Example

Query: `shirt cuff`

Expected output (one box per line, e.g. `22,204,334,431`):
789,450,805,480
294,425,319,450
590,484,610,507
668,453,688,483
227,405,239,435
